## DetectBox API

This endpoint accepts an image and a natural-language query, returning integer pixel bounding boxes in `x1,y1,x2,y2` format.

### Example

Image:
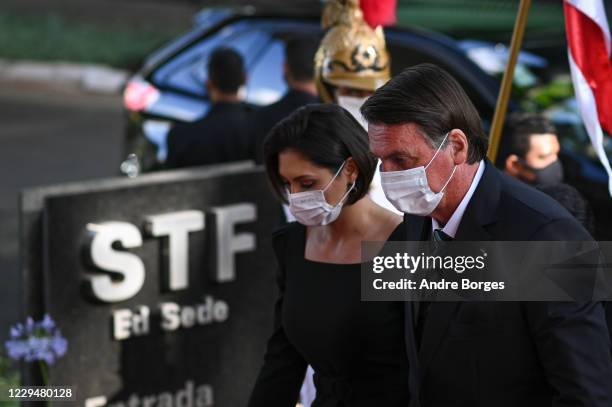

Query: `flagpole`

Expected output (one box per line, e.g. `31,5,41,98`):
487,0,532,162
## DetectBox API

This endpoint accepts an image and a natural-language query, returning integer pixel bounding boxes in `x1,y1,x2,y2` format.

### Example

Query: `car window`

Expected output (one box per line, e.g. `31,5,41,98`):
245,21,321,106
152,19,321,101
151,18,499,134
246,39,286,105
152,20,272,97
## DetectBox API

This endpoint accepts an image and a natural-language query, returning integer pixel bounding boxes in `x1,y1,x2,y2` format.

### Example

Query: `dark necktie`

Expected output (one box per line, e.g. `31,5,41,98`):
433,228,453,244
416,228,454,347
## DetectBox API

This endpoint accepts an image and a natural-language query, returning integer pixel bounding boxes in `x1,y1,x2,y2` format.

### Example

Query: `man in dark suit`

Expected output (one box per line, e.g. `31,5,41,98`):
166,47,254,168
251,35,320,164
361,63,612,406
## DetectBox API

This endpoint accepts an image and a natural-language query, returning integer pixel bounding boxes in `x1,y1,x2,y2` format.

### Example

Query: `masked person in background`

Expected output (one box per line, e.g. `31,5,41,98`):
497,113,609,346
497,112,597,236
247,104,410,407
314,0,400,215
497,112,564,186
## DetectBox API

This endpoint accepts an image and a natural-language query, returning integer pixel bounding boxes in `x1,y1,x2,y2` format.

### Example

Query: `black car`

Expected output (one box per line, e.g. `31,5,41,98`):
122,6,500,170
122,6,612,238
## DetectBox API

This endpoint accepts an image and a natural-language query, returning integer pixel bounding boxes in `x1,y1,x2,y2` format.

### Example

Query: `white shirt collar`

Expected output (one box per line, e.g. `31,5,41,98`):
431,160,485,238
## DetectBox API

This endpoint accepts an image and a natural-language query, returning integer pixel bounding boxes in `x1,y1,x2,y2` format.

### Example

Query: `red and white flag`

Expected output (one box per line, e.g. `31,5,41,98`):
564,0,612,194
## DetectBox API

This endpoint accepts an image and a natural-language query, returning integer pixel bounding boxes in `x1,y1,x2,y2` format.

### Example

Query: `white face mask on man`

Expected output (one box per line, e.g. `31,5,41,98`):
380,132,457,216
287,161,356,226
337,95,369,130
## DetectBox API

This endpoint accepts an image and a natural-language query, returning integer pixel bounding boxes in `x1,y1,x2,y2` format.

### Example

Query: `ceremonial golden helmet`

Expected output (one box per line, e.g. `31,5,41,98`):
315,0,391,102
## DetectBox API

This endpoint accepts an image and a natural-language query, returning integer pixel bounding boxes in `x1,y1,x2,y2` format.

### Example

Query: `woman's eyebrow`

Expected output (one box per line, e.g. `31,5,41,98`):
292,174,316,182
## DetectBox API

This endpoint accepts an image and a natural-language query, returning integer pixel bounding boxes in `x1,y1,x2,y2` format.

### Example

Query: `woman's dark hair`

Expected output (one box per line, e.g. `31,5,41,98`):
263,103,377,205
360,63,488,164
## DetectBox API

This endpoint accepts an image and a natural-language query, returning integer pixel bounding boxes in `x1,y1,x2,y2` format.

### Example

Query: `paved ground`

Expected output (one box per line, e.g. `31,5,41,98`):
0,83,123,339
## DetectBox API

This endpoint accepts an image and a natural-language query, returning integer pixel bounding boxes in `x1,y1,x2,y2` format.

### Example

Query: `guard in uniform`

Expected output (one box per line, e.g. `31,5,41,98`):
314,0,399,215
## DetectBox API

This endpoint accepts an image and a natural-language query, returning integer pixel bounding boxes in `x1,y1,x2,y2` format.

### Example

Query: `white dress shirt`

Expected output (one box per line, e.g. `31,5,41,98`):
431,160,485,238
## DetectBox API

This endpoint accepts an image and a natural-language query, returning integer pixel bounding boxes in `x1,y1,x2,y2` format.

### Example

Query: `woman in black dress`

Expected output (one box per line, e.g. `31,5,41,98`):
247,104,411,407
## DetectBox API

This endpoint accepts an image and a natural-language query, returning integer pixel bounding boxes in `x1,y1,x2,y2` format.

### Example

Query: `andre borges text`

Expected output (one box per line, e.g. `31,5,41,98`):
370,252,506,292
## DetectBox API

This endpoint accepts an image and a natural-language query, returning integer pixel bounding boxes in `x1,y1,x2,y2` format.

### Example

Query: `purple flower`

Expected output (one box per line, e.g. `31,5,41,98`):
39,315,56,333
25,317,35,332
9,324,23,339
50,333,68,357
4,315,68,365
5,338,28,359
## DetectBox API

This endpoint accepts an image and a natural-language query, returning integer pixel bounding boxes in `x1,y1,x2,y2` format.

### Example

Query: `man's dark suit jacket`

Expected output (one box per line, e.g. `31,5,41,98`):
165,101,254,168
402,160,612,407
250,89,319,164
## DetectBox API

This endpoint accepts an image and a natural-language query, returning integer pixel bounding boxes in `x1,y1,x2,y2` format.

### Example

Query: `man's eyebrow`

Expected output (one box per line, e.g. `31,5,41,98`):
385,151,414,161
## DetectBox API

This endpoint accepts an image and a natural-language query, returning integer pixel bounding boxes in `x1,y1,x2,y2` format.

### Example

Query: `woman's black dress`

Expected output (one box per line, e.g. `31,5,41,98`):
248,222,411,407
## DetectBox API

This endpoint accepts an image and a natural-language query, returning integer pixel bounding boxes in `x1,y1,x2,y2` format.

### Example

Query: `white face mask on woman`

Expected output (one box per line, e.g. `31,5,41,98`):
380,133,456,216
287,161,355,226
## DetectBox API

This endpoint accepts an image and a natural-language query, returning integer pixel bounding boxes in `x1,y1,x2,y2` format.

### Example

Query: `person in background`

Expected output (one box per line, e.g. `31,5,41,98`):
251,35,320,164
315,0,390,126
165,47,254,168
313,0,399,215
247,104,410,407
497,112,597,235
497,112,564,186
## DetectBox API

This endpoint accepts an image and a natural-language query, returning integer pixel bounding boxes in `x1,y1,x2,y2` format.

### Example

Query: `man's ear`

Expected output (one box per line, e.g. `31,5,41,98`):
506,155,535,182
448,129,469,165
505,154,521,176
